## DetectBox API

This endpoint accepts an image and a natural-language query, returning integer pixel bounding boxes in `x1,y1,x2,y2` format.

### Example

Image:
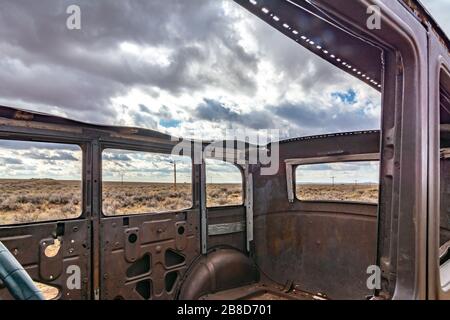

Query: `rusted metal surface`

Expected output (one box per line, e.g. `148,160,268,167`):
207,207,247,252
0,105,173,143
0,220,91,300
100,210,200,300
251,132,380,300
208,222,245,236
200,283,319,300
403,0,450,53
245,166,254,252
235,0,382,90
253,210,377,300
0,0,449,300
309,0,429,300
428,25,450,300
177,248,259,300
440,160,450,247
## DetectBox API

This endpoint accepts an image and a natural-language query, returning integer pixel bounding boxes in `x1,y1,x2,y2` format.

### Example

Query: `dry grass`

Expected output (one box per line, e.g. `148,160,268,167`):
206,184,243,207
102,182,192,215
0,179,243,224
102,182,243,215
35,282,59,300
296,184,379,203
0,179,81,225
1,180,375,299
0,180,378,225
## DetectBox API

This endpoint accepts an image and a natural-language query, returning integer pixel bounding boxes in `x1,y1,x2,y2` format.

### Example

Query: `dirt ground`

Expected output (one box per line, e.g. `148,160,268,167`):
1,179,378,299
0,180,378,225
0,179,243,224
296,184,379,203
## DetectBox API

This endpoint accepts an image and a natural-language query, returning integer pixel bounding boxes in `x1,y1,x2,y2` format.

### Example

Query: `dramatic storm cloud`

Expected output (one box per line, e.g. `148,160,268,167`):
0,0,260,125
0,140,82,180
0,0,384,139
0,0,448,181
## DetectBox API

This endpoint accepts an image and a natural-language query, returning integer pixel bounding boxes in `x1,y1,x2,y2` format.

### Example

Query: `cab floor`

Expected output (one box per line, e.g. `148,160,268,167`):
199,283,327,300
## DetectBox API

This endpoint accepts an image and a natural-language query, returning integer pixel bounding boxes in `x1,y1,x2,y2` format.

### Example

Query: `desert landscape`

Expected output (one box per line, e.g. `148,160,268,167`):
0,179,379,225
0,179,82,225
0,179,377,299
102,181,243,215
296,183,379,203
0,179,243,224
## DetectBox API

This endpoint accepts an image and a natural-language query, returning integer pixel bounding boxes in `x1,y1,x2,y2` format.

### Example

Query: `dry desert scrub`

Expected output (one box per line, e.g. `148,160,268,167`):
206,184,243,207
0,180,378,225
296,184,379,203
0,179,243,224
0,179,81,224
102,182,193,215
102,182,243,215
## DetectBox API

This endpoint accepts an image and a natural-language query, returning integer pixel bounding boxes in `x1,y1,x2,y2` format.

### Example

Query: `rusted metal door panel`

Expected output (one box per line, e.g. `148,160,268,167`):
0,123,93,300
99,209,200,300
99,211,200,300
96,138,202,300
0,220,91,300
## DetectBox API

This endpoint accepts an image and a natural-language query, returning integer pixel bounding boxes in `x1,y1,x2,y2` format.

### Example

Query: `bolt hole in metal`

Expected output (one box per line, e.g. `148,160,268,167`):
128,233,138,244
177,226,185,235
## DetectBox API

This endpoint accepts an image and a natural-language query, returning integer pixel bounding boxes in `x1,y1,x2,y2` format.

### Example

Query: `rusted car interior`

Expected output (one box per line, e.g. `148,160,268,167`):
0,0,449,300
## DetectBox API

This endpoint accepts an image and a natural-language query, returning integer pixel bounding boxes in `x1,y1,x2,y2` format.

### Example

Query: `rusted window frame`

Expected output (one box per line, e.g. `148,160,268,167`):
0,136,88,226
99,145,195,217
285,153,380,204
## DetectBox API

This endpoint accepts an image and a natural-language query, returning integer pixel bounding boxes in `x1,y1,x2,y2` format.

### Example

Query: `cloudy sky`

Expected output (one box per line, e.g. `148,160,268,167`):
0,0,448,139
0,139,242,183
103,149,192,183
296,161,380,184
0,140,82,180
0,0,384,140
0,0,448,183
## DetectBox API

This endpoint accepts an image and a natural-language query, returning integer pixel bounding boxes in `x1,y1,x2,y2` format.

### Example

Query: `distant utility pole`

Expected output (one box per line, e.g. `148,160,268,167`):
170,160,177,191
114,160,125,185
331,176,335,187
174,161,177,191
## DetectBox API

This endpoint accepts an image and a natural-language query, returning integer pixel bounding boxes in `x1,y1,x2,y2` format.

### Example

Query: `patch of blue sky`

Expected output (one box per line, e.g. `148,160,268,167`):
159,119,181,128
331,89,357,104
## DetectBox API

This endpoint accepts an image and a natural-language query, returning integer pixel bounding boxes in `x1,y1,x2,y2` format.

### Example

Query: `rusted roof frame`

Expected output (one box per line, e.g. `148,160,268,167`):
403,0,450,52
0,104,173,141
234,0,383,91
235,0,450,92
